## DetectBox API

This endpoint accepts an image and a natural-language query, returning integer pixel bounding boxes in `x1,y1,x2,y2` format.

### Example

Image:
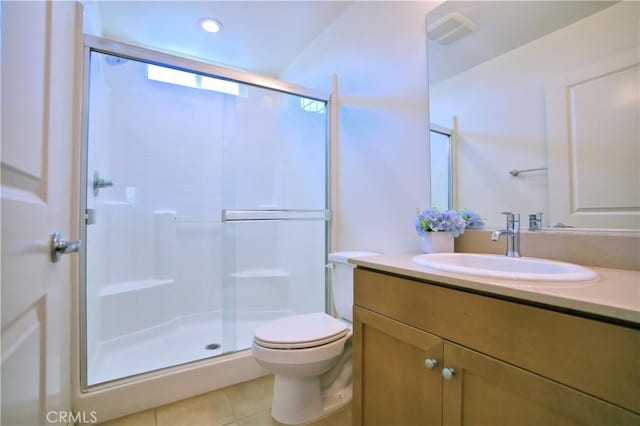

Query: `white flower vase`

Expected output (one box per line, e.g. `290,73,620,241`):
421,232,454,254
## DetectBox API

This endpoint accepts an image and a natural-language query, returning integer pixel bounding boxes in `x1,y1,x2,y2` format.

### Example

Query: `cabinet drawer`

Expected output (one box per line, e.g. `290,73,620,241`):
354,268,640,414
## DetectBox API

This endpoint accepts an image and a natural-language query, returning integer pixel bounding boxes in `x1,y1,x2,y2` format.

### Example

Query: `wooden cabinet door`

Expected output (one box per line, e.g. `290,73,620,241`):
442,342,640,426
353,307,443,426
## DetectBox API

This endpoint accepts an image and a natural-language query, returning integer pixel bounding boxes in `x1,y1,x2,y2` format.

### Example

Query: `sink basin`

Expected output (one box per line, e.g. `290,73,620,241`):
412,253,598,282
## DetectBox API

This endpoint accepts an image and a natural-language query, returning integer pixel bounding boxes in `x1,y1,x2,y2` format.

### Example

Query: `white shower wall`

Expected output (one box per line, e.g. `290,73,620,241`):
85,56,228,381
85,53,326,383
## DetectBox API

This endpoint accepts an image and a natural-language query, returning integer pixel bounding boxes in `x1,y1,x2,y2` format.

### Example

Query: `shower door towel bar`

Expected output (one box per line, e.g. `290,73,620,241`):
221,209,331,222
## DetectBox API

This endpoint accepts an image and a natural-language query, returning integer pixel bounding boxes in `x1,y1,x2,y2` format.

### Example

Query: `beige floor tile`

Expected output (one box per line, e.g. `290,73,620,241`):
156,390,235,426
98,409,156,426
236,409,281,426
236,404,352,426
309,404,352,426
224,375,274,420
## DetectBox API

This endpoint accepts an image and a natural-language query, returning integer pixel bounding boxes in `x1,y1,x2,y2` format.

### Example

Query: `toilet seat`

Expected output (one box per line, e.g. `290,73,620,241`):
254,312,349,350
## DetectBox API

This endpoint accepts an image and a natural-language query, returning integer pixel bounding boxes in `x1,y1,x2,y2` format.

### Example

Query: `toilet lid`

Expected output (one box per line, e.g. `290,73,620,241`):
254,312,349,349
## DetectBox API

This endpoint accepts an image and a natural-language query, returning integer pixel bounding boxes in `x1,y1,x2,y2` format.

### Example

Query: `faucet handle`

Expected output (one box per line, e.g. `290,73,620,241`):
501,211,519,222
501,212,520,231
529,212,543,231
529,212,543,226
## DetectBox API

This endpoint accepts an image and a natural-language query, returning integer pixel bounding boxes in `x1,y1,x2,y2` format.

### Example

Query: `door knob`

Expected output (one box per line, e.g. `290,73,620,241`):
50,232,82,263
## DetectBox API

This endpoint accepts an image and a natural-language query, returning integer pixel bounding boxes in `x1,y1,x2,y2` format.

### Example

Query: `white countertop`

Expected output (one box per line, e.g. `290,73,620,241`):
350,253,640,325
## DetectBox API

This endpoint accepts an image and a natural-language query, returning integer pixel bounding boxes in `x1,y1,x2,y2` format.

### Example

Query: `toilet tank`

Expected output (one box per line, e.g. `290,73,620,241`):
328,251,379,322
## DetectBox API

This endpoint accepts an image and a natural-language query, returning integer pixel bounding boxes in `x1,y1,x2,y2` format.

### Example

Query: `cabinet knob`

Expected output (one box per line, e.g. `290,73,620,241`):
442,367,456,381
424,358,438,370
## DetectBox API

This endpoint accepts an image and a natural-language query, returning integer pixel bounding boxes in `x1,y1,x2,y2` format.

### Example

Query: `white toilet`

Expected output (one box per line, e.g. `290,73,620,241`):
251,251,378,425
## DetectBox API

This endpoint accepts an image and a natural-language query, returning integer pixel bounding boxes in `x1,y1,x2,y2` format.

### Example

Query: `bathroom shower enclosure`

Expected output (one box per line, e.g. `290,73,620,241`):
80,37,330,389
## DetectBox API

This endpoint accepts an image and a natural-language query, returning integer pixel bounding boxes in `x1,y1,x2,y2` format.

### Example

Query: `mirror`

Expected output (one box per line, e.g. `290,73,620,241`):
427,1,639,229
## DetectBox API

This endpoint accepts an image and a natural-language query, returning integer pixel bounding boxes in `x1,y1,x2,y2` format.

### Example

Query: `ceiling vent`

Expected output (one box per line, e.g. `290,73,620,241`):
428,12,477,46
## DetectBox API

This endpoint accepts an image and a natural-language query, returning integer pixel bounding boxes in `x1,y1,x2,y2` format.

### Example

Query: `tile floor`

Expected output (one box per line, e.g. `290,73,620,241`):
99,375,352,426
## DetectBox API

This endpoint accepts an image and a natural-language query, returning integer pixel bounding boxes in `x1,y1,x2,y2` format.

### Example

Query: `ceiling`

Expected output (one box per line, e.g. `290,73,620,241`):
84,1,618,84
427,1,618,84
84,1,352,77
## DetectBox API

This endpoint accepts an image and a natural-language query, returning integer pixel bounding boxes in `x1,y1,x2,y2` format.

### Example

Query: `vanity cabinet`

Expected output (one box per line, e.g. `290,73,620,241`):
353,306,443,426
353,268,640,425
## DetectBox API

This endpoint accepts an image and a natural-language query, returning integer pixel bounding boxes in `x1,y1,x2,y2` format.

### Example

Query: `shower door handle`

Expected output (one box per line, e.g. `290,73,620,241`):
93,171,114,196
50,232,82,263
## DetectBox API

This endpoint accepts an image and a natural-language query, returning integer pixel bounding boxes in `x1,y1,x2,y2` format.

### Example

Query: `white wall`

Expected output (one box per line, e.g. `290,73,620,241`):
430,2,640,228
282,1,440,254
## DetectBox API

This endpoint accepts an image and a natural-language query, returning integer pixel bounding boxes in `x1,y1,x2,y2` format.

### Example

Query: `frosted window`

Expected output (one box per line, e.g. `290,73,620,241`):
147,64,240,96
201,76,240,96
147,65,197,89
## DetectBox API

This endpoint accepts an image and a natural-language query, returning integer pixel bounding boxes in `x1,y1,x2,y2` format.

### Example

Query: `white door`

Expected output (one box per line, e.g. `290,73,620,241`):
1,2,82,425
546,47,640,229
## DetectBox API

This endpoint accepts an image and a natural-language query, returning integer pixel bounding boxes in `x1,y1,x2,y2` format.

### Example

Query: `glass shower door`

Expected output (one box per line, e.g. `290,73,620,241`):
82,48,328,387
220,87,328,351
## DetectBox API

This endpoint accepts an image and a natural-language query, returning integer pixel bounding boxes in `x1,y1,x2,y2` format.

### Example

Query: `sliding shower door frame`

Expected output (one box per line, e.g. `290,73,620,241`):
78,35,333,391
83,36,328,101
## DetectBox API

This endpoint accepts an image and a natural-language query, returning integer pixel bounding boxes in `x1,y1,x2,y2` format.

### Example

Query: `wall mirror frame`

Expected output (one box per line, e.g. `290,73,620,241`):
427,1,639,231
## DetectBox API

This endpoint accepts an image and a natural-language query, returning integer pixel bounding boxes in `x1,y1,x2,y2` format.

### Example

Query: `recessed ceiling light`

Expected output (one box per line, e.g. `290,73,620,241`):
200,18,223,33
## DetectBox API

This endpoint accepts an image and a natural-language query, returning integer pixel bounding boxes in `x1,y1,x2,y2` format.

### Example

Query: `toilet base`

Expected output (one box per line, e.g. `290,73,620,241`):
271,374,351,425
320,384,352,418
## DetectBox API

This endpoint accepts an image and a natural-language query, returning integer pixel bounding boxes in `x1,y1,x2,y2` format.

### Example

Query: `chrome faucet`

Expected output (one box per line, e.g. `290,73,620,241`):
491,212,521,257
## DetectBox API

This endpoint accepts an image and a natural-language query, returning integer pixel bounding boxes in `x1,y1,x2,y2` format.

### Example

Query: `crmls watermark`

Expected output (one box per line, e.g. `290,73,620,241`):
46,411,98,424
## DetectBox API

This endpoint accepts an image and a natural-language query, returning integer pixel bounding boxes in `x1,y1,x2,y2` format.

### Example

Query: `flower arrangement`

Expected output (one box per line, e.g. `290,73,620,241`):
415,208,466,237
459,209,485,230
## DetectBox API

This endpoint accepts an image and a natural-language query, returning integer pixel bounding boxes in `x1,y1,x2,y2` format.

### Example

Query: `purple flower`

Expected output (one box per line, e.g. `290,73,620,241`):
459,209,485,230
415,208,466,237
